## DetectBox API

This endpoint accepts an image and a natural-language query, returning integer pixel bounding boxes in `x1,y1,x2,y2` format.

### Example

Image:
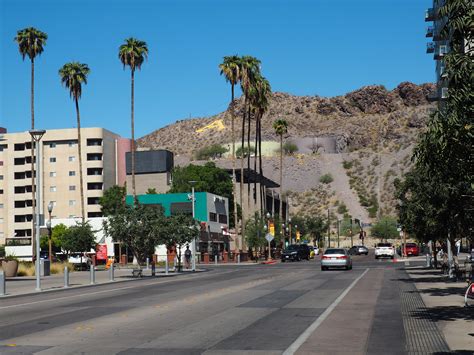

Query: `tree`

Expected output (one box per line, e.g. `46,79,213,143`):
40,223,68,252
396,0,473,251
103,204,165,265
370,216,399,241
304,215,327,246
59,222,96,258
160,213,200,271
100,185,126,216
169,163,236,226
119,38,148,200
59,62,90,222
235,145,255,158
273,119,288,219
245,213,266,256
195,144,228,160
219,55,241,249
146,188,157,194
14,27,47,249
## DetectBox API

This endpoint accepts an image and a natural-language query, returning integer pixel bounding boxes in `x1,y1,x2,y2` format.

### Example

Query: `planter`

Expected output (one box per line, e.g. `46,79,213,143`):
2,260,19,277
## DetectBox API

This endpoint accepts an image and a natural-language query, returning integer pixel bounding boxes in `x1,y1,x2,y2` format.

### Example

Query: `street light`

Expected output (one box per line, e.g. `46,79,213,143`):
189,180,197,272
288,217,292,244
29,129,46,291
47,202,54,262
266,212,272,261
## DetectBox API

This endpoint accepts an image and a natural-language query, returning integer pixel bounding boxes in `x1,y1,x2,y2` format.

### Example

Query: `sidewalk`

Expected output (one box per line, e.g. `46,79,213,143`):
405,265,474,352
0,266,200,298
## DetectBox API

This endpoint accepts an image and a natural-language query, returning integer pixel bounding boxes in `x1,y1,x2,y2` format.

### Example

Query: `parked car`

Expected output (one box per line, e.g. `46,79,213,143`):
281,244,310,262
321,248,352,270
348,245,369,256
375,243,395,259
402,243,420,257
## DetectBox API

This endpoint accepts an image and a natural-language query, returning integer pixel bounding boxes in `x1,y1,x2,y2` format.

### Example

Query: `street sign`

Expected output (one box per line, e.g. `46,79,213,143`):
265,233,274,242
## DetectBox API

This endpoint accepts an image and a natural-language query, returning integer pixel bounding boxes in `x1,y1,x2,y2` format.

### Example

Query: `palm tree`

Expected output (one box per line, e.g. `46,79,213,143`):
118,38,148,199
219,55,241,247
273,119,288,219
14,27,47,246
59,62,90,222
239,56,261,251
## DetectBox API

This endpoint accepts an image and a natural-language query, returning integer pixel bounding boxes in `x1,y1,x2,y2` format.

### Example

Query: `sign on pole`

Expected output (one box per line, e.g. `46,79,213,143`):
265,233,274,242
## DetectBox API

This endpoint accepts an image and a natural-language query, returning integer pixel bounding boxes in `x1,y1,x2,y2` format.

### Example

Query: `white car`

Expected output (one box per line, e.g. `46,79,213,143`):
375,243,395,259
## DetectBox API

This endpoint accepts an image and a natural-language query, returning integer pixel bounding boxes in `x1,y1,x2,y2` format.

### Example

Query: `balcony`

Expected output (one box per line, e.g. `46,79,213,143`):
426,26,434,38
425,8,437,21
434,44,448,59
426,42,435,53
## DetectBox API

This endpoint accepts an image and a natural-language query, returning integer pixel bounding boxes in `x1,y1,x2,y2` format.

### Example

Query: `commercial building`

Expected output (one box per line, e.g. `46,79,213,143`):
126,192,230,255
125,149,173,195
0,127,130,247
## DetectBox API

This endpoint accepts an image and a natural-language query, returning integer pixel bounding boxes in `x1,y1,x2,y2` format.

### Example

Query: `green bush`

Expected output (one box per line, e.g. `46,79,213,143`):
342,160,353,169
337,203,348,214
195,144,228,160
319,173,333,184
236,145,255,158
283,142,298,155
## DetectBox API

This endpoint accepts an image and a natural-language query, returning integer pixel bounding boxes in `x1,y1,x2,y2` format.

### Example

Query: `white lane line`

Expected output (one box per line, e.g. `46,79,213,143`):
282,268,369,355
0,269,237,310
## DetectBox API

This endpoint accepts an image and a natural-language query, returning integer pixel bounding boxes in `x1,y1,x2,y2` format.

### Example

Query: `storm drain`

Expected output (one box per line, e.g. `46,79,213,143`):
399,270,450,354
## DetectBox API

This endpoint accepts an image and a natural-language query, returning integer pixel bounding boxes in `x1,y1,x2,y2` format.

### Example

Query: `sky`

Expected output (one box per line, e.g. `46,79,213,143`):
0,0,434,139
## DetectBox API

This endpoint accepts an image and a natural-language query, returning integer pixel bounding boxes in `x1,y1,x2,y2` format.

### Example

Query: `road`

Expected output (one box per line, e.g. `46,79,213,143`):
0,253,449,354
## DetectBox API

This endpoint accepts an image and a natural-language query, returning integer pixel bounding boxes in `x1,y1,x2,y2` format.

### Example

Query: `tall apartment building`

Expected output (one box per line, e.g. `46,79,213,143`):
0,127,130,245
425,0,473,102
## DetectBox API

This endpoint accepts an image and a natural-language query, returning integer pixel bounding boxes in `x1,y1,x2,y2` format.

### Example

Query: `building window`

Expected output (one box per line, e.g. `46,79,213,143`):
49,201,57,207
0,203,3,208
68,156,75,162
170,202,192,215
0,190,3,194
69,200,76,206
209,212,217,222
69,214,76,218
218,214,228,224
50,157,56,163
69,171,76,176
69,185,76,191
50,186,57,192
0,218,3,224
0,175,3,180
50,172,57,177
49,143,56,148
68,141,76,147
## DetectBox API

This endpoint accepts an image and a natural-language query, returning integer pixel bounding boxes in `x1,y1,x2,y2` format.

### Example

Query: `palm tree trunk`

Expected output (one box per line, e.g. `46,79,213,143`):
131,70,136,200
240,101,246,252
279,134,283,219
75,98,85,222
253,116,258,206
258,116,264,214
231,85,239,250
246,106,251,211
30,58,36,252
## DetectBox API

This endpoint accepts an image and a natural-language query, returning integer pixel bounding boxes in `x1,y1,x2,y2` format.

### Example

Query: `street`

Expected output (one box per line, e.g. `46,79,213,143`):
0,254,452,354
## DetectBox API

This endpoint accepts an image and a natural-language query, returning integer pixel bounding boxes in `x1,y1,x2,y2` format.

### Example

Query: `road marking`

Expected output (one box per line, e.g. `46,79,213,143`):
282,268,369,355
0,270,233,310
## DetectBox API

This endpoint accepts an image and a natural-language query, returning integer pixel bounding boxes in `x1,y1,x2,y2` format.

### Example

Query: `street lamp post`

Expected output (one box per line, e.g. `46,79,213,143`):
327,209,331,248
266,212,272,261
47,202,54,262
189,181,197,272
288,217,292,244
29,129,46,291
337,219,340,248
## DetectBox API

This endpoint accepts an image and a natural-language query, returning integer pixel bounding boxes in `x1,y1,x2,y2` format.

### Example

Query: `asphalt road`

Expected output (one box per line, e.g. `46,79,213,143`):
0,253,444,354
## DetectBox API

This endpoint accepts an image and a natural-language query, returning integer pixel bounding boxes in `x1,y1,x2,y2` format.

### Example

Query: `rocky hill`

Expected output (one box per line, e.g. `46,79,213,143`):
138,82,435,222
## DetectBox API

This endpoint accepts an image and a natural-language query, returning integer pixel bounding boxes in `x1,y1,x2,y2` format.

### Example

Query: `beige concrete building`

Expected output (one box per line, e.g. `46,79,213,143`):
0,127,130,245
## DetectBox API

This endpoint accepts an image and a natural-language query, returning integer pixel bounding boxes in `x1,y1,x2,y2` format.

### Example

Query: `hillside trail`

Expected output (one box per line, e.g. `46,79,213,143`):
319,153,370,223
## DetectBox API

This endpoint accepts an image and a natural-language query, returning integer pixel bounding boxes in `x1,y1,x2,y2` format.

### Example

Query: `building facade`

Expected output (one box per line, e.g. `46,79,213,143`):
0,127,130,246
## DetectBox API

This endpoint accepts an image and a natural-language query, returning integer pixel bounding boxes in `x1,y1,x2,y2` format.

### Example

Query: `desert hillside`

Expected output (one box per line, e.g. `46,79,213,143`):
138,82,435,222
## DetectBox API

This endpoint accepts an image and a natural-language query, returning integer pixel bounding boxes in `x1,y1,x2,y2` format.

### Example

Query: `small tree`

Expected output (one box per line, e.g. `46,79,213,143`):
40,223,68,252
59,222,96,258
371,216,398,241
236,145,255,158
283,142,298,155
103,204,165,266
245,213,266,257
195,144,228,160
304,215,327,246
160,213,200,271
100,185,126,216
146,187,157,194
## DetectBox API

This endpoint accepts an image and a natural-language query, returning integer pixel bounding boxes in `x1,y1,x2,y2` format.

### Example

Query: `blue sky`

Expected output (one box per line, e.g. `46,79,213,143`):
1,0,433,139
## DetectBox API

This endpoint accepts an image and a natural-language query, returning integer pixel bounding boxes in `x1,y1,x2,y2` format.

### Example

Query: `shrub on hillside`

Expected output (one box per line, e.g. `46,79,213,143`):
319,173,333,184
236,145,255,158
283,142,298,155
195,144,228,160
337,203,348,214
342,160,353,169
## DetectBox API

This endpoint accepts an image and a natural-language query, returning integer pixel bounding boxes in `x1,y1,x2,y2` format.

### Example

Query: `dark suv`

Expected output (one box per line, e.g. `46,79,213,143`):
281,244,311,262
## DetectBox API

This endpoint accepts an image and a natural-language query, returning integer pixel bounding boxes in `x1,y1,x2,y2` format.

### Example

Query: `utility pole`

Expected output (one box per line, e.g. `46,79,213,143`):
327,209,330,248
